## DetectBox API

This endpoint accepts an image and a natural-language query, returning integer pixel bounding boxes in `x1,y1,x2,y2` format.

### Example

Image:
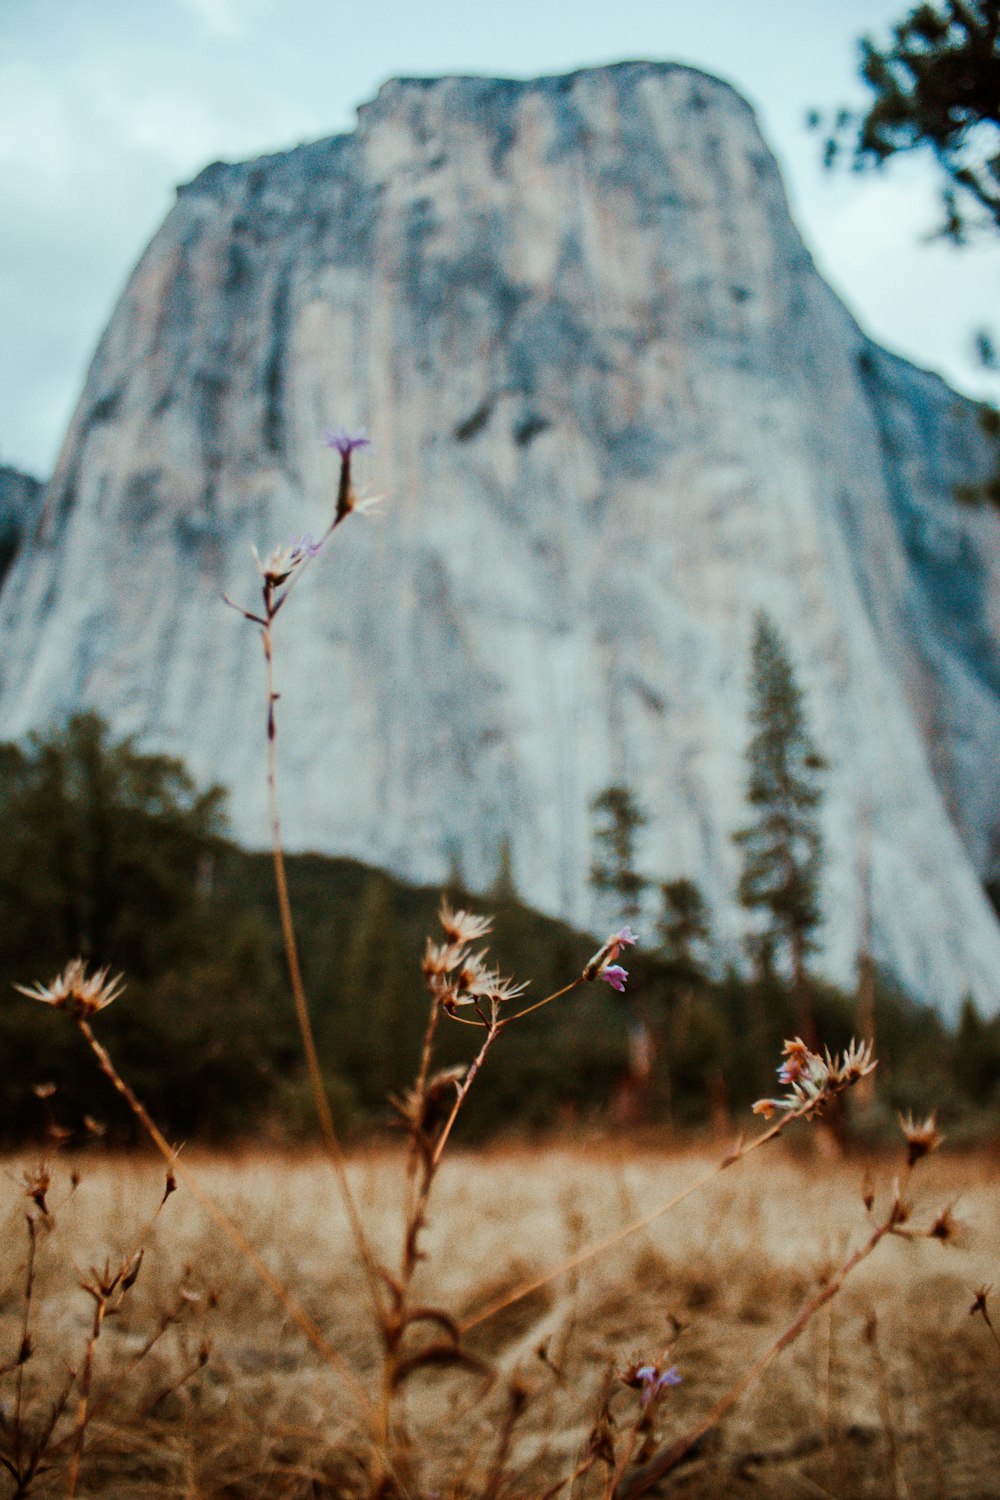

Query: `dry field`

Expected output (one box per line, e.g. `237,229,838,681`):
1,1141,997,1498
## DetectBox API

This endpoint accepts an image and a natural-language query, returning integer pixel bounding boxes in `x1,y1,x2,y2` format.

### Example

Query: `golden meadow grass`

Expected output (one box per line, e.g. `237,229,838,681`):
1,1144,998,1496
3,436,999,1496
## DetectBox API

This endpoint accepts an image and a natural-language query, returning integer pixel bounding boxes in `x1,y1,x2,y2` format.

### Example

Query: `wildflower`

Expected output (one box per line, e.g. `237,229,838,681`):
22,1165,51,1214
583,924,639,983
323,427,371,456
422,938,467,980
752,1036,875,1120
438,898,493,946
620,1360,682,1405
777,1037,810,1086
449,951,527,1009
16,959,124,1018
599,963,629,993
899,1109,944,1167
289,531,322,559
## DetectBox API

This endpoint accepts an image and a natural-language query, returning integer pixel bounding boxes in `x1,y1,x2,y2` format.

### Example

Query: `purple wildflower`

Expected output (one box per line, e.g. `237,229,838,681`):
622,1361,682,1406
614,925,638,946
323,427,371,456
290,532,322,559
600,963,628,992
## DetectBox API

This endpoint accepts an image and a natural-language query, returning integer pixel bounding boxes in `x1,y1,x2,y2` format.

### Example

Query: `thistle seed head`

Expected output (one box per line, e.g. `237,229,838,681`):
16,959,124,1018
438,898,493,946
898,1109,944,1167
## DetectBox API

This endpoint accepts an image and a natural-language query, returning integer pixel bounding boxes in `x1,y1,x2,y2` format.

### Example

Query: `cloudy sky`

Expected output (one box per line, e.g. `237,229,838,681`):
2,0,998,476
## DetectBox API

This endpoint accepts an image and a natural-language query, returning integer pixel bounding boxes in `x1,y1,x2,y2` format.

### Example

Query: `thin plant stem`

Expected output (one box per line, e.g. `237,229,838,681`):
13,1214,37,1478
459,1105,805,1335
502,978,583,1025
613,1212,899,1500
262,621,385,1322
864,1313,904,1500
66,1290,106,1499
73,1016,376,1421
430,1023,501,1170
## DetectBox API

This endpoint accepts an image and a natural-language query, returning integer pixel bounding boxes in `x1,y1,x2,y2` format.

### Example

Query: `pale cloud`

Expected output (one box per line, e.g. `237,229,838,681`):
174,0,273,42
1,0,998,474
804,165,1000,404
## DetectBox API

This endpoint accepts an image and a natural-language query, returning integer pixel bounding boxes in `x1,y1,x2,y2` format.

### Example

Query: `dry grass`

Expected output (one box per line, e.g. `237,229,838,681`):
1,1141,997,1498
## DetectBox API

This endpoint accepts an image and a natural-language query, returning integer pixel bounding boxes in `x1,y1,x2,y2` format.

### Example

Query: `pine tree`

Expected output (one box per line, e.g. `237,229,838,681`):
656,878,711,987
589,785,650,924
817,1,1000,242
734,614,826,1033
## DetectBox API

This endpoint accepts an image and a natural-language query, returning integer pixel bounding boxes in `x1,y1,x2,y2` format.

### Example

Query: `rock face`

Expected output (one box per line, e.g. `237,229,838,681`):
3,61,1000,1018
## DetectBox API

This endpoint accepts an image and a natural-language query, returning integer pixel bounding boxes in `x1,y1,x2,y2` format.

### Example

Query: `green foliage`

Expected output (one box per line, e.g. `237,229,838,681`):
3,717,998,1146
0,715,290,1141
656,878,711,987
819,4,1000,508
819,0,1000,241
734,614,826,990
589,784,650,923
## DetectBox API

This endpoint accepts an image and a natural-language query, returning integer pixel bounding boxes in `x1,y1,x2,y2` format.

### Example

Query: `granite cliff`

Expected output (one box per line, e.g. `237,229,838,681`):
3,61,1000,1016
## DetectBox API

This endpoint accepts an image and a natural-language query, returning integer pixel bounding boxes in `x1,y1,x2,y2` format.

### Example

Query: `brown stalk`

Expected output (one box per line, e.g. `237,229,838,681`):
864,1312,904,1500
480,1381,529,1500
262,615,385,1324
73,1015,375,1420
459,1103,808,1336
12,1213,38,1480
76,1292,190,1434
66,1287,107,1498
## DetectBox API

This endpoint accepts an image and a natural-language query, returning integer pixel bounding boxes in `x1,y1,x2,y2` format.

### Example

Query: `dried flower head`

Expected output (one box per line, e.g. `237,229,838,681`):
22,1164,51,1215
899,1109,944,1167
16,959,124,1018
752,1036,876,1120
970,1285,994,1323
421,903,527,1015
927,1202,965,1246
438,898,493,946
444,949,527,1011
422,938,467,980
251,533,321,587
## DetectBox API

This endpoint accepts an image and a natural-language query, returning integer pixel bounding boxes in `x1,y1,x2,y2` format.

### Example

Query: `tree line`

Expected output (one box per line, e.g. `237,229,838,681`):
2,610,999,1147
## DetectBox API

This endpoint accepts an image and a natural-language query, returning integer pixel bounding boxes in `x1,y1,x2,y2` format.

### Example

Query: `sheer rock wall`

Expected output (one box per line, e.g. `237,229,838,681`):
3,62,1000,1016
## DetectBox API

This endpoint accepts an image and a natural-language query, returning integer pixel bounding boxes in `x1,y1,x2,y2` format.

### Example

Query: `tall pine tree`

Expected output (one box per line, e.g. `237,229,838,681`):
734,614,826,1034
589,785,650,924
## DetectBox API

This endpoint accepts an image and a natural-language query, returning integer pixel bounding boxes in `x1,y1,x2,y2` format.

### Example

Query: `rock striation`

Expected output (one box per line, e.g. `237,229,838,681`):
3,61,1000,1018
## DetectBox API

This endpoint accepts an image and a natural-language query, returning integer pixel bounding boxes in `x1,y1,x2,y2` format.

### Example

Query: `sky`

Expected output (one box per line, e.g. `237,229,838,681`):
1,0,998,477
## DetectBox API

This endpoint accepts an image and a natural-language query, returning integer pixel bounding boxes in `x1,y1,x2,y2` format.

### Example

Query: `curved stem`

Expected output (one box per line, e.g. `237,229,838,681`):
74,1016,374,1418
502,977,583,1025
459,1103,812,1335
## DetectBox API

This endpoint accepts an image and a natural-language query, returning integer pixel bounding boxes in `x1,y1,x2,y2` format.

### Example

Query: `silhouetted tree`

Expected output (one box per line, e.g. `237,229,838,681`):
656,878,712,987
589,785,650,924
734,614,826,1036
816,0,1000,241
